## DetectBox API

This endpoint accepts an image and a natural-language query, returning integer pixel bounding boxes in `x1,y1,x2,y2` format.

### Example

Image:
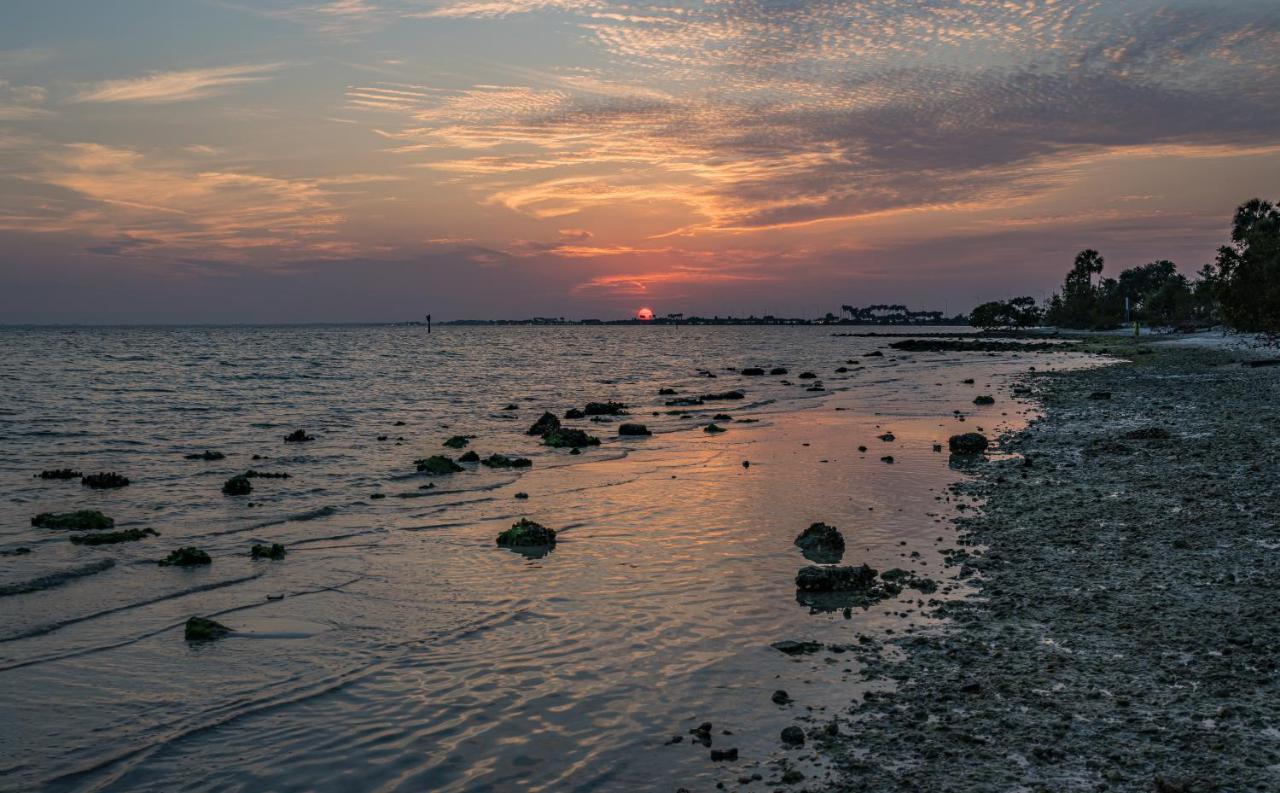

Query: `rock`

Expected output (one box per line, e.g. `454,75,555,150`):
712,413,732,421
781,770,805,784
459,450,481,463
502,403,519,411
795,564,878,592
835,366,849,373
618,423,652,436
569,448,581,455
658,388,677,395
973,395,995,405
948,432,989,454
798,371,818,379
1088,390,1112,400
959,679,982,694
370,492,386,499
771,690,792,705
709,748,738,762
185,616,230,641
704,423,726,433
415,455,465,474
497,518,557,548
283,429,314,442
222,475,253,496
864,350,884,357
880,455,895,463
770,367,788,375
858,445,867,452
243,469,290,479
742,460,750,468
443,435,471,449
32,510,114,530
881,567,938,594
528,411,561,436
932,443,943,452
962,378,975,384
794,522,845,563
36,468,82,480
741,367,766,376
771,640,823,655
542,428,600,448
250,542,286,560
563,407,586,419
666,397,704,406
878,432,895,441
70,528,158,545
184,450,225,461
481,453,532,468
514,492,529,499
701,390,745,401
780,726,806,746
584,401,628,416
81,472,129,489
159,547,212,567
1086,439,1134,456
1122,427,1171,440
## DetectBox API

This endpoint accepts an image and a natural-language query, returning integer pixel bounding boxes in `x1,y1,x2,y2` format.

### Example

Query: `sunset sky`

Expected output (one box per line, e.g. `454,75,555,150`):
2,0,1278,322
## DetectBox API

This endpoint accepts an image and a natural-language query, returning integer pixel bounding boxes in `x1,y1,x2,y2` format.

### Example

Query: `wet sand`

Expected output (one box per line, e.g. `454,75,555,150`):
818,339,1280,791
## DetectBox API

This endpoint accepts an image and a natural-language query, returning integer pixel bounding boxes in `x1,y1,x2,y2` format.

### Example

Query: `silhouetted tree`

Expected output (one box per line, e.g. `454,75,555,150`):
1215,198,1280,332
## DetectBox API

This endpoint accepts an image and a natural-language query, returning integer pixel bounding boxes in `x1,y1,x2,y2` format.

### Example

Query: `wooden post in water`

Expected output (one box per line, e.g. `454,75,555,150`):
427,313,432,333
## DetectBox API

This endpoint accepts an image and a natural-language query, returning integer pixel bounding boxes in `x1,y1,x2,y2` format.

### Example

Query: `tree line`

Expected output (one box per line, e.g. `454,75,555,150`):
970,198,1280,333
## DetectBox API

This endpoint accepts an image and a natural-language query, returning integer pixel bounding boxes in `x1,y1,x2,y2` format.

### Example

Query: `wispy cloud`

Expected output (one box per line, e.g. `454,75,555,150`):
72,63,285,104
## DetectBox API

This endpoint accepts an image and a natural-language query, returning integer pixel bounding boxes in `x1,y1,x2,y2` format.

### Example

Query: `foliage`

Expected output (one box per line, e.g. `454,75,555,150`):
969,296,1041,329
1215,198,1280,332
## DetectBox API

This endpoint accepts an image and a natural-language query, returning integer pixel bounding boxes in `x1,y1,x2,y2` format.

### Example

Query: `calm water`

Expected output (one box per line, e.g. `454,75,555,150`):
0,326,1092,792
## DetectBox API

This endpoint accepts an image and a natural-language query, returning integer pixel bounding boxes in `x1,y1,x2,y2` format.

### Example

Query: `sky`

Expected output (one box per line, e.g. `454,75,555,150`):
1,0,1278,323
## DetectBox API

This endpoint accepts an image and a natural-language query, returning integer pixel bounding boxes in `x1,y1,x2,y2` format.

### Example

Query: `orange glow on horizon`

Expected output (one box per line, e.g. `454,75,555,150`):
636,307,655,321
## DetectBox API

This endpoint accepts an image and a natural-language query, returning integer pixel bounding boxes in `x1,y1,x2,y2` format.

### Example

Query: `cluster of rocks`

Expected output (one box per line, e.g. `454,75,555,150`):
81,472,129,489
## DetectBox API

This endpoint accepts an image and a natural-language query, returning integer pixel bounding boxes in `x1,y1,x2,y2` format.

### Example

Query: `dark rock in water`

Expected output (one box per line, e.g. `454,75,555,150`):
502,403,519,411
184,450,225,461
858,445,867,452
618,423,652,436
771,640,823,655
712,414,733,422
563,407,586,419
880,455,895,463
584,401,628,416
283,429,314,442
701,390,745,401
250,542,286,560
370,492,386,499
543,428,600,448
865,350,884,357
666,397,704,406
932,443,943,452
185,616,230,641
1088,391,1112,400
794,522,845,563
159,547,212,567
658,388,677,395
497,517,556,548
780,726,806,747
37,468,82,480
1122,426,1171,440
416,455,465,474
482,453,532,468
70,528,157,545
528,411,561,436
514,492,529,499
741,367,765,376
243,469,290,479
443,435,471,449
459,450,481,463
962,378,975,384
222,475,252,496
82,472,129,489
771,690,792,705
704,423,726,434
798,371,818,379
377,435,389,441
32,510,114,530
806,385,825,392
880,567,939,594
1,547,32,556
795,564,878,592
709,748,738,762
835,366,849,373
948,433,989,454
878,432,895,441
770,367,788,375
781,770,805,784
973,395,995,405
742,460,750,468
569,448,581,455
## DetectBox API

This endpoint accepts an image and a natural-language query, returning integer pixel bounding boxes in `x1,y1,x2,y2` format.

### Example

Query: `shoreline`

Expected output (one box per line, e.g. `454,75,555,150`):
821,339,1280,790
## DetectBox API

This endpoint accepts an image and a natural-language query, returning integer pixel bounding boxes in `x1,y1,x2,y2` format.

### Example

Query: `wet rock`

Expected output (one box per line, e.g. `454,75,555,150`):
502,403,519,411
701,390,745,401
865,350,884,357
795,564,878,592
794,522,845,563
184,450,225,461
771,690,792,705
770,367,788,375
283,429,314,442
741,367,765,376
528,411,561,436
658,388,677,395
962,378,975,384
243,469,290,479
1,547,31,556
70,528,158,545
36,468,82,480
185,616,230,642
159,547,212,567
32,510,114,530
932,443,943,452
798,372,818,379
497,517,557,548
878,432,895,441
973,395,995,405
880,568,939,594
514,492,529,499
835,366,849,373
81,472,129,489
222,475,253,496
618,423,652,436
542,428,600,448
443,435,471,449
771,640,823,655
710,748,738,762
712,413,733,421
1088,390,1112,400
563,407,586,419
780,726,806,747
666,397,704,406
880,455,895,463
416,455,465,474
482,453,532,468
781,770,805,784
459,450,481,463
704,423,726,433
1086,439,1134,456
948,432,989,454
1122,426,1171,440
584,401,628,416
250,542,286,560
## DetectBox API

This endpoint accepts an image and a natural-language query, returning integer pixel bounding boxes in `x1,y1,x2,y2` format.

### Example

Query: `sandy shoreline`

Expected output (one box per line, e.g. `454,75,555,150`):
819,339,1280,791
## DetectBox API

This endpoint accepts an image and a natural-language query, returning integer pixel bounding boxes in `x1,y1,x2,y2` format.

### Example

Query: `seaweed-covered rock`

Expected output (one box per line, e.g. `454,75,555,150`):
835,366,849,373
416,455,464,475
283,429,314,442
250,542,286,560
666,397,704,406
243,470,290,479
222,475,253,496
82,472,130,489
1088,391,1111,400
37,469,82,480
1122,426,1171,440
528,412,561,436
185,615,230,641
563,407,586,419
71,528,158,545
781,726,806,747
459,450,481,463
798,372,818,379
794,522,845,563
496,517,557,548
702,390,745,401
704,423,726,434
32,510,115,530
741,367,765,376
482,454,532,468
878,432,895,441
880,568,938,594
542,428,600,448
973,395,995,405
948,432,989,455
772,640,823,655
584,401,627,416
159,547,212,567
618,423,651,436
864,350,885,357
770,367,789,376
185,450,226,461
795,564,878,592
443,435,471,449
658,388,677,395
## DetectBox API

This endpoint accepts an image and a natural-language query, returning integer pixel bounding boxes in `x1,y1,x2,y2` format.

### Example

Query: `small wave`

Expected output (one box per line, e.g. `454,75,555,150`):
0,559,115,598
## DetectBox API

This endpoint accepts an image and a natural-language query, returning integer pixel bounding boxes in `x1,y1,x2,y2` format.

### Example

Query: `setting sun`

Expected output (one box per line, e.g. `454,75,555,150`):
636,307,655,321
